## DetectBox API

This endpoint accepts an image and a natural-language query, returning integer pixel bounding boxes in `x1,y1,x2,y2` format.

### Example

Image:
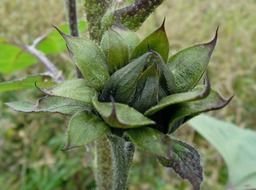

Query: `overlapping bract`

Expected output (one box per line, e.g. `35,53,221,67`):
7,23,232,190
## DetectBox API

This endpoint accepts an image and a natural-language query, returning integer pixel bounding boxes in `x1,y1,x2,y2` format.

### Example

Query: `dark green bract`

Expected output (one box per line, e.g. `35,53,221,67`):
5,23,232,190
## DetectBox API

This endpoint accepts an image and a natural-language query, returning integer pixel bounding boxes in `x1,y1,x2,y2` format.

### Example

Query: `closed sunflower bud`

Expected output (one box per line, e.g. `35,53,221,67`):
7,22,232,190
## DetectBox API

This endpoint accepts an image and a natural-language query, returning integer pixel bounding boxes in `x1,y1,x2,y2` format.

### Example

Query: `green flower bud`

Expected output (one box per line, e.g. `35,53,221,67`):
100,52,154,104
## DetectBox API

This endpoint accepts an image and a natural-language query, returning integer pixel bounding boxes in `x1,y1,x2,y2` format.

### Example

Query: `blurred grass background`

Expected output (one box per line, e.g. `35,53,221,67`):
0,0,255,189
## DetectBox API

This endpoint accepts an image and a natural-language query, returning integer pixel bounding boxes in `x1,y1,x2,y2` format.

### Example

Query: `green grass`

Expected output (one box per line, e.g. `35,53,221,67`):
0,0,255,189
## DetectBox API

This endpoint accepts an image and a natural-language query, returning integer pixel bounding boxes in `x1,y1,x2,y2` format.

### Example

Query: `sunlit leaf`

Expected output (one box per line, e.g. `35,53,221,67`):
6,96,90,115
131,20,169,62
0,74,55,93
101,29,129,73
65,111,110,149
126,127,202,190
168,28,218,93
189,115,256,190
38,21,88,54
41,79,97,105
92,98,155,129
0,43,37,74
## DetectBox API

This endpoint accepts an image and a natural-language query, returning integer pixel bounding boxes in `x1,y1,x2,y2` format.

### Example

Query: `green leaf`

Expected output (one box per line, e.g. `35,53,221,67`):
100,52,154,104
65,111,109,149
0,43,37,74
56,28,109,90
168,89,232,133
131,21,169,62
167,28,218,93
41,79,97,105
38,21,88,54
158,140,203,190
6,96,90,115
145,79,210,116
113,27,140,57
92,99,155,129
126,127,202,190
0,74,55,93
101,29,129,73
189,115,256,190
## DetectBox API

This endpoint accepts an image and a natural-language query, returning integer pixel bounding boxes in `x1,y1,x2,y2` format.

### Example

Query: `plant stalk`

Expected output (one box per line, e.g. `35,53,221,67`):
95,135,135,190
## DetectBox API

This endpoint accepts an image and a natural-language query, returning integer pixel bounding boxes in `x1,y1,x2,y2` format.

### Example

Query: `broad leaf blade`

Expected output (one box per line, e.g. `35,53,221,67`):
126,127,202,190
168,28,218,93
101,29,129,73
168,89,232,133
0,74,55,93
0,43,37,74
6,96,90,115
131,21,169,62
189,115,256,190
92,99,155,129
65,111,109,149
38,21,88,54
57,29,109,90
145,80,210,116
42,79,97,104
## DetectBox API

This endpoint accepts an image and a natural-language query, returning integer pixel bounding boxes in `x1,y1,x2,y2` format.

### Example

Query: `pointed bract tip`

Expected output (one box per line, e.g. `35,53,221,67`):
204,26,219,52
34,81,51,96
160,18,166,31
225,95,234,105
52,24,68,39
109,96,118,119
218,94,234,109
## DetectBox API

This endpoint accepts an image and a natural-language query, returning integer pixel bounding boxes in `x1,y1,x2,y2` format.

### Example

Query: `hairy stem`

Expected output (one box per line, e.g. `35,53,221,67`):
114,0,165,30
84,0,112,41
95,135,135,190
109,135,135,190
95,136,114,190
